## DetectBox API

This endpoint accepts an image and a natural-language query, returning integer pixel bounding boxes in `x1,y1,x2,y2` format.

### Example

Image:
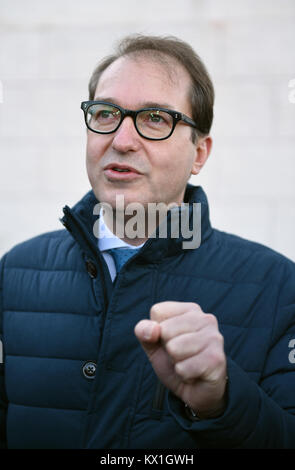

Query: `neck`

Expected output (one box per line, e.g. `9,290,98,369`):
102,202,180,246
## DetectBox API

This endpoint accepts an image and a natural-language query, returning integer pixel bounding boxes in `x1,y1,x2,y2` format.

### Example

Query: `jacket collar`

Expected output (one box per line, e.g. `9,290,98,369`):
61,184,213,261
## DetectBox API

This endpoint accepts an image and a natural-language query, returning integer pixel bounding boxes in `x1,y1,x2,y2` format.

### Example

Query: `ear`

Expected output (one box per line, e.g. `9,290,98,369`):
191,136,213,175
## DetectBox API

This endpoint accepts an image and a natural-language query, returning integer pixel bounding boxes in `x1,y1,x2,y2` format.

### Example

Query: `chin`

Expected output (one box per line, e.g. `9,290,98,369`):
94,188,136,209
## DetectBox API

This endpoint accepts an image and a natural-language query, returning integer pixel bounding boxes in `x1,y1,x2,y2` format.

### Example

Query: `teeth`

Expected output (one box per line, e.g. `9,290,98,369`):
113,168,130,172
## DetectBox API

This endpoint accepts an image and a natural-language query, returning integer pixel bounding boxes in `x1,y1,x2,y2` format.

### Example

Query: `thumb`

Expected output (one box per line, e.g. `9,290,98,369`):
134,319,161,358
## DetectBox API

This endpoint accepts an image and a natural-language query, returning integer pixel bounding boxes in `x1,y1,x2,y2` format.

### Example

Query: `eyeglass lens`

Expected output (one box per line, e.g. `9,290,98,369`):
86,103,174,139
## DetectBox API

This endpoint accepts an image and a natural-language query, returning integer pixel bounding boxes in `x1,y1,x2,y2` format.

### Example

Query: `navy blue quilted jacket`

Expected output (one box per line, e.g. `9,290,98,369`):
1,185,295,449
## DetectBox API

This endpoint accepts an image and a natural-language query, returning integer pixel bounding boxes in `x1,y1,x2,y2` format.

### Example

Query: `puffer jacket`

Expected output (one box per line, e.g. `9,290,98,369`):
0,185,295,449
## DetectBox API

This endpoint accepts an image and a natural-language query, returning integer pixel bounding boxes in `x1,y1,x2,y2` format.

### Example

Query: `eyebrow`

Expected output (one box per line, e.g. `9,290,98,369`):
93,97,176,110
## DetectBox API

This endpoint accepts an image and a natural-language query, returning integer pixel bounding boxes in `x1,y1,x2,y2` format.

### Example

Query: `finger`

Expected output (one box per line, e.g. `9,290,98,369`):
160,311,215,342
174,348,226,383
134,319,162,357
150,301,201,323
165,330,211,362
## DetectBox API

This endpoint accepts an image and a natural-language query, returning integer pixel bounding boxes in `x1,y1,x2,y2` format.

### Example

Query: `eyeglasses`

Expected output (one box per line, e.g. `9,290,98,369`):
80,100,197,141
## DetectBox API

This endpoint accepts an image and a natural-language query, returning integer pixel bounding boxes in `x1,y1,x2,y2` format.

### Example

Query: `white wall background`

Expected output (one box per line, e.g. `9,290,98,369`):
0,0,295,260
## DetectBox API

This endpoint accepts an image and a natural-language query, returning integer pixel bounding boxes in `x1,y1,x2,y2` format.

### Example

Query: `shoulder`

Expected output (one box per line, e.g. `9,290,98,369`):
1,228,82,273
214,228,292,261
209,227,295,283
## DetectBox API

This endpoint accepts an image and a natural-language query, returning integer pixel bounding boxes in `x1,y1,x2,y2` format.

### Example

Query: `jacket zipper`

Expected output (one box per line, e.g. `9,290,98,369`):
61,206,114,355
61,206,112,304
63,206,167,422
151,380,166,419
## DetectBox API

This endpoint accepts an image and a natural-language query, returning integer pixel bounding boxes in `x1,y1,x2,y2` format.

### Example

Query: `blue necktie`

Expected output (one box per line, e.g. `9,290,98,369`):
108,247,140,273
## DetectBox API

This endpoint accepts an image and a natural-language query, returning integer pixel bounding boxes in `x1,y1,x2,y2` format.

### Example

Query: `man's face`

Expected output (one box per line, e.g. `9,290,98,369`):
86,55,206,209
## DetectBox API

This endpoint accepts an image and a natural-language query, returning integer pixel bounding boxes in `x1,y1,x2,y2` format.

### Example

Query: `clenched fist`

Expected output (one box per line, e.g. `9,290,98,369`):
134,301,228,419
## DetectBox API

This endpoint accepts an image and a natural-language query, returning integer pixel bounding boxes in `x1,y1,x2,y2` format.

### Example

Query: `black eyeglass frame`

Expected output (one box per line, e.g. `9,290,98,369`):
80,100,198,141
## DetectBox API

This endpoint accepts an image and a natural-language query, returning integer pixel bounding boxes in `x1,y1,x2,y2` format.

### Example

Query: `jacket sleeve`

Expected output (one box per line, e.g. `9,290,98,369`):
0,254,8,448
168,258,295,449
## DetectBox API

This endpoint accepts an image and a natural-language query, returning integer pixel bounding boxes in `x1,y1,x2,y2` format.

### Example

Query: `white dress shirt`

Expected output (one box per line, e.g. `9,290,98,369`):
98,210,145,282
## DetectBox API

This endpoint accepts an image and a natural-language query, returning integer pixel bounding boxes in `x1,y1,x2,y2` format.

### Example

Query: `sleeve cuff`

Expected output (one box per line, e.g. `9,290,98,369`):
167,357,261,448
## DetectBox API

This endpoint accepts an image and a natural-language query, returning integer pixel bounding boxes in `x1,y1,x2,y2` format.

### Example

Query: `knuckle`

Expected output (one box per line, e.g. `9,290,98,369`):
208,350,225,367
211,331,223,344
188,303,202,314
205,313,218,326
160,321,173,342
188,302,200,310
217,332,224,346
165,338,179,360
174,361,186,378
197,363,208,378
175,358,198,380
150,304,162,322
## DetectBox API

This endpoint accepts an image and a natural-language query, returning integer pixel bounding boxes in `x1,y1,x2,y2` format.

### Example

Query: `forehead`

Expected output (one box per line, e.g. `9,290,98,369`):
94,55,192,112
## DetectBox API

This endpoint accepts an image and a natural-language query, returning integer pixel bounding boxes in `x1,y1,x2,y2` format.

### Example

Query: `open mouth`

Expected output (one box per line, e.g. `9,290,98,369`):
104,163,141,174
104,164,142,181
112,168,131,172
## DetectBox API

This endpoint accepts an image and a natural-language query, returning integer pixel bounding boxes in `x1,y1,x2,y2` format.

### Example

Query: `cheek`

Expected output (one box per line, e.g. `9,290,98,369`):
86,136,99,163
86,137,106,185
86,133,109,162
155,140,195,180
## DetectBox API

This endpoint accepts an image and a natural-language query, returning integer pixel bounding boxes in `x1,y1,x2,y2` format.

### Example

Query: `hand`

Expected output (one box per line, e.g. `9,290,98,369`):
134,301,228,419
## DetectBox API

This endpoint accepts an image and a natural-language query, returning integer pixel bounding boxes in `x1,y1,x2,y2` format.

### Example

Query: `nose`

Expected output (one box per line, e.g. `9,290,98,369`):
111,116,141,153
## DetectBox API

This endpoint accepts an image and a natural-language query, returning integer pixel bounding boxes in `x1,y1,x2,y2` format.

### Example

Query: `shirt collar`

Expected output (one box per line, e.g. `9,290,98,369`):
98,210,145,252
62,184,213,262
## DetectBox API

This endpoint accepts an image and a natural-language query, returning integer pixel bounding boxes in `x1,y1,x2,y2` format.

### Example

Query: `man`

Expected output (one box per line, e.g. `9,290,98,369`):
0,34,295,449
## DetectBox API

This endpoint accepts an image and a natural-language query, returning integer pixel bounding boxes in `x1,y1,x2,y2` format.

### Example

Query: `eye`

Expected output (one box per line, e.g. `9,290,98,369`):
96,109,119,120
87,104,121,131
148,112,164,123
100,110,113,119
140,110,169,126
89,106,120,125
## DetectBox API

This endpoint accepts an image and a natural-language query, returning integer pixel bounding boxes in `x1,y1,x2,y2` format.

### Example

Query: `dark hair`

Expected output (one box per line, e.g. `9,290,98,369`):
88,34,214,140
